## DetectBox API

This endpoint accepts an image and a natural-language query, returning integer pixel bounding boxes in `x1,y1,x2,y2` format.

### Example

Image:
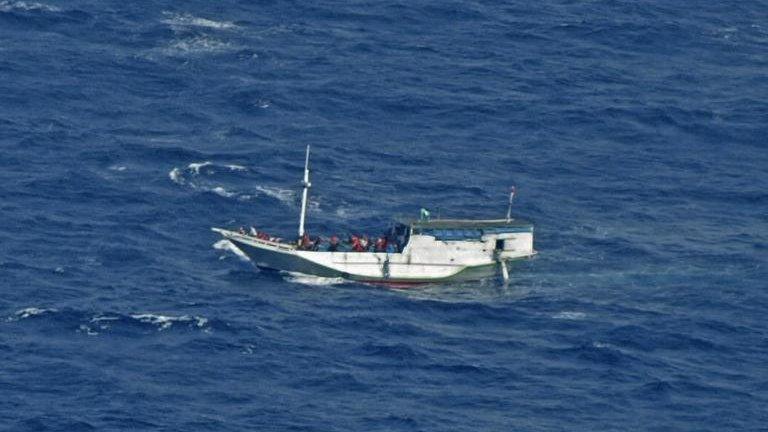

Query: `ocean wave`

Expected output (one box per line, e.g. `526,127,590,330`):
169,162,315,208
211,186,235,198
186,161,247,175
168,162,254,201
163,36,235,56
130,313,208,331
9,307,58,320
0,1,60,13
188,161,213,174
254,185,295,206
7,308,214,334
162,12,236,30
168,167,184,184
552,311,586,320
213,239,250,261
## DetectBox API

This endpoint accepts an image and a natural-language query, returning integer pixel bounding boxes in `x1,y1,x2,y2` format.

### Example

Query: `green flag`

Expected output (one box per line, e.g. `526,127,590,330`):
419,208,431,221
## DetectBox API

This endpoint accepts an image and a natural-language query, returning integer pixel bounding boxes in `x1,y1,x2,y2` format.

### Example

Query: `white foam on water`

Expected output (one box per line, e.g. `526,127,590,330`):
255,185,296,206
169,162,254,200
164,36,234,56
211,186,235,198
162,12,236,30
213,239,250,261
12,307,57,320
169,162,304,205
553,311,586,320
188,161,213,174
179,161,247,176
108,165,127,172
130,313,208,331
0,1,60,12
90,315,120,322
283,271,347,286
308,198,321,212
78,324,99,336
89,315,119,330
333,204,378,220
169,167,184,185
335,207,348,217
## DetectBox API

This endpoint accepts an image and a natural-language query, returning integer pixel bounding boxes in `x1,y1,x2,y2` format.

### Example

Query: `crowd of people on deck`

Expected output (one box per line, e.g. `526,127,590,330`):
238,226,283,243
237,226,403,253
299,233,400,253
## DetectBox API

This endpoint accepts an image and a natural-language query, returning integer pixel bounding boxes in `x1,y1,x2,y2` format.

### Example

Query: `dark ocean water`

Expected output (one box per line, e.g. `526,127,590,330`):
2,0,767,430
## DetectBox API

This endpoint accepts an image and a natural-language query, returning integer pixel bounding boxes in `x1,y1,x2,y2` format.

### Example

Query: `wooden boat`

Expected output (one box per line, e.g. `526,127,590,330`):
213,146,536,285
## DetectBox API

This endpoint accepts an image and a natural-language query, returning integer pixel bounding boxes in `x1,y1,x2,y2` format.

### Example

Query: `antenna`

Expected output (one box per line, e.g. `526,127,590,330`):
505,186,516,222
298,145,311,238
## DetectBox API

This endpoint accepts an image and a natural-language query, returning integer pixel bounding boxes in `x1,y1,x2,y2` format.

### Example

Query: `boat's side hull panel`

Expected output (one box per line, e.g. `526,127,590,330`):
231,239,343,278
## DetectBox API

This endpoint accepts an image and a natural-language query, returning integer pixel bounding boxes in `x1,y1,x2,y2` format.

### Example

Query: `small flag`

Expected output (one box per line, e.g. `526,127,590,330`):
419,208,431,221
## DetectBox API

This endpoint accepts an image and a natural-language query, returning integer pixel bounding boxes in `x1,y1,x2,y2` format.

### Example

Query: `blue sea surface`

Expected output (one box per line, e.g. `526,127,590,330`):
1,0,767,430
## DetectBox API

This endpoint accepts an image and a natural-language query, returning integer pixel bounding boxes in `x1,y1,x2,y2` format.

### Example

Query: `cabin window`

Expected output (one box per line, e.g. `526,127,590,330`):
415,228,483,241
389,224,411,252
495,239,505,250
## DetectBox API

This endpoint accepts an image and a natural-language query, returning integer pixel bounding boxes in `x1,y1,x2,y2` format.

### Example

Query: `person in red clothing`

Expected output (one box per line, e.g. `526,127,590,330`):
299,233,313,250
351,235,365,252
374,236,387,252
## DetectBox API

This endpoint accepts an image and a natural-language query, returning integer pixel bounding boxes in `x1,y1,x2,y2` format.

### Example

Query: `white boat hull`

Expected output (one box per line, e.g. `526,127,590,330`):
213,227,535,285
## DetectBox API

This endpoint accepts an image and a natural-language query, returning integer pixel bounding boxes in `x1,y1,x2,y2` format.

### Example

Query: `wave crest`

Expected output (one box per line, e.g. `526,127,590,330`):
0,1,60,13
213,239,250,261
9,307,58,320
162,12,236,30
7,308,215,335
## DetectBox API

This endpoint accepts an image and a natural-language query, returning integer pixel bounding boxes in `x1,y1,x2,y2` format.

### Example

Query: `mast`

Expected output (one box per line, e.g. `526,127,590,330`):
505,186,516,222
298,145,311,238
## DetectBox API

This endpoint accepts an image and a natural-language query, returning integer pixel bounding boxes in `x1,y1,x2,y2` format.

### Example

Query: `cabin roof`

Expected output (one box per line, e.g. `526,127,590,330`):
400,218,533,229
